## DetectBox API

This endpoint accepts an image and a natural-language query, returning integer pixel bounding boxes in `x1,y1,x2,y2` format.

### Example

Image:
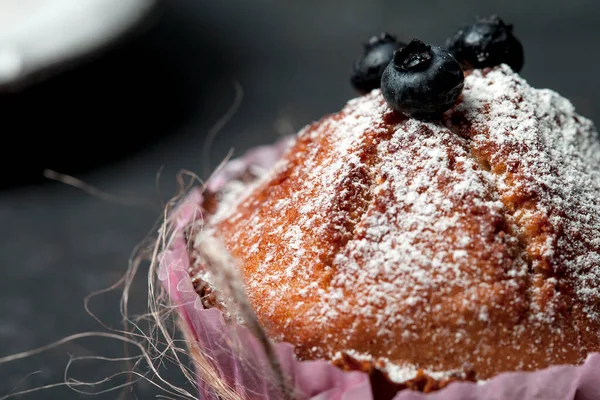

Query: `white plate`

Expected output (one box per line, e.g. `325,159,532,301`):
0,0,157,90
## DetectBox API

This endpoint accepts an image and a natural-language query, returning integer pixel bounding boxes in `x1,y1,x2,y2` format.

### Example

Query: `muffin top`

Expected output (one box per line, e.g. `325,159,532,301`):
191,64,600,383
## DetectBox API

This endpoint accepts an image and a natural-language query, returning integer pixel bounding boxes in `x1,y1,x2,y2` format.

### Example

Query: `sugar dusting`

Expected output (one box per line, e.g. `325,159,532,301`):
447,65,600,321
333,350,468,383
191,65,600,383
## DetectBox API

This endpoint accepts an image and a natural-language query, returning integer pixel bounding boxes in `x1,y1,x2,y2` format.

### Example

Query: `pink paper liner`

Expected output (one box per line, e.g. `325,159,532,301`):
158,136,600,400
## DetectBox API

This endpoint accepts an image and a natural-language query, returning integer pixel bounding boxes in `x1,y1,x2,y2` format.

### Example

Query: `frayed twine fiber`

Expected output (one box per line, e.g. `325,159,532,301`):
1,79,295,400
194,233,296,400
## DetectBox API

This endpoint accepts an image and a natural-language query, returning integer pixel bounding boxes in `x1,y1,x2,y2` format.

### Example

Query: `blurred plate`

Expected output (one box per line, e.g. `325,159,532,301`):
0,0,157,91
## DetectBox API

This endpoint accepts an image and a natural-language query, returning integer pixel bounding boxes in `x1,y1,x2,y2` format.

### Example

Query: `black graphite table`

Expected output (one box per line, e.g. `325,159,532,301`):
1,0,599,398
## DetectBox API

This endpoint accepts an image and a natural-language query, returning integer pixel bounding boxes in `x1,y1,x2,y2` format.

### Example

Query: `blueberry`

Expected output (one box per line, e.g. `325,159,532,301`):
445,15,524,72
381,39,464,118
351,33,406,94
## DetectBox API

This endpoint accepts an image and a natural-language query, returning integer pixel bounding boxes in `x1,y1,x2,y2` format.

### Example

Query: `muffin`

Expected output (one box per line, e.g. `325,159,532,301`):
162,16,600,400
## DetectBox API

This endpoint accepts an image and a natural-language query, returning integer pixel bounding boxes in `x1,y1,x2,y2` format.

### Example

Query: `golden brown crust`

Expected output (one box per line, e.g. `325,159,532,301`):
192,65,600,387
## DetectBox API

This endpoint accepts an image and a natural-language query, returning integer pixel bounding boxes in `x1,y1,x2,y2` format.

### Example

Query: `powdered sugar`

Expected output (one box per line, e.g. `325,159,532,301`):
447,65,600,321
190,64,600,383
333,350,467,384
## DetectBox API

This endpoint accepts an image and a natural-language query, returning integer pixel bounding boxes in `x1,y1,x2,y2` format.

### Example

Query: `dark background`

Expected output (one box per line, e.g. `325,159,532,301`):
1,0,599,398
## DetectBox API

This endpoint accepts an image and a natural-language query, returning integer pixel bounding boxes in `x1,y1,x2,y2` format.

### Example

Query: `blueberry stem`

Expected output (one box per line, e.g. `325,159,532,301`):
393,39,432,72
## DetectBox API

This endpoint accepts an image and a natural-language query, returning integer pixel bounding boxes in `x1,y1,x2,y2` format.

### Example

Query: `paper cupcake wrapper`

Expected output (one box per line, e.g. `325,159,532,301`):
158,135,600,400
